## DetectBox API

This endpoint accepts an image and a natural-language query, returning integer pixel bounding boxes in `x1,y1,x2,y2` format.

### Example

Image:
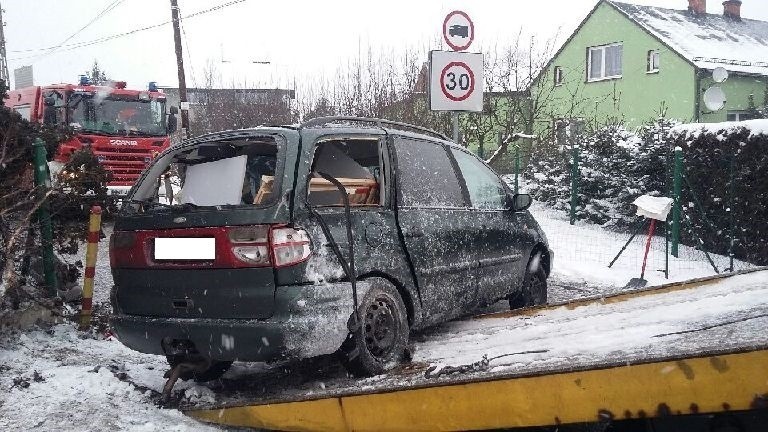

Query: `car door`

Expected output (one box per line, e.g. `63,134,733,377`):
392,135,478,323
449,147,526,305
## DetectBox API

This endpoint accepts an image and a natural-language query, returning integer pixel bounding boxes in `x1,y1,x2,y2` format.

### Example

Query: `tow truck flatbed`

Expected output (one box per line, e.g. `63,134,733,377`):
182,269,768,431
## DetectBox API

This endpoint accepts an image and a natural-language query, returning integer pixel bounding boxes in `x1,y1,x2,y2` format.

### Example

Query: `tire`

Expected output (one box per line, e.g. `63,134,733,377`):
166,355,233,382
339,281,409,377
509,259,548,310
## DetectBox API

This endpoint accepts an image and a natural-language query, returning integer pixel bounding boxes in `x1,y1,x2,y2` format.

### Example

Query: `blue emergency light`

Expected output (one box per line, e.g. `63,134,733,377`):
148,81,158,92
79,75,91,86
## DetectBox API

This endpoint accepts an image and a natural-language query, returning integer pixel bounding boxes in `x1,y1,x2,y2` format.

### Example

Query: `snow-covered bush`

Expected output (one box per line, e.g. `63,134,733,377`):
671,120,768,266
527,118,676,227
527,117,768,265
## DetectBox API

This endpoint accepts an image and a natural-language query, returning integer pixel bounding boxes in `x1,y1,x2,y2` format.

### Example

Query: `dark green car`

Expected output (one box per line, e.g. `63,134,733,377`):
109,117,552,379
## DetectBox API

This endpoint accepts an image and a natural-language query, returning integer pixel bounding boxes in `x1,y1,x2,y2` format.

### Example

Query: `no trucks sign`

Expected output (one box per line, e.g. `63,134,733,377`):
429,50,484,112
443,10,475,52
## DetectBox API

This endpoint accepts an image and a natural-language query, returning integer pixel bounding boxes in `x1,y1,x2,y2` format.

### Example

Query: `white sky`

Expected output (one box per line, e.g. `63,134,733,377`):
5,0,768,91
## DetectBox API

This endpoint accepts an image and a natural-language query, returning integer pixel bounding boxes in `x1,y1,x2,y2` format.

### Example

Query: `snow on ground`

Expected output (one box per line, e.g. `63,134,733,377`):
0,325,221,431
0,203,763,430
417,270,768,375
528,202,751,303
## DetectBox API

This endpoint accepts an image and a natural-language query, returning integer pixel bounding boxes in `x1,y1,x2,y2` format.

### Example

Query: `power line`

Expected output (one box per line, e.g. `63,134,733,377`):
29,0,125,63
8,0,246,62
180,15,197,88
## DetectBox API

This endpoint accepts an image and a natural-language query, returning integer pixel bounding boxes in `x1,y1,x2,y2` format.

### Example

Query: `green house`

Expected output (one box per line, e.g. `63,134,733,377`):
533,0,768,139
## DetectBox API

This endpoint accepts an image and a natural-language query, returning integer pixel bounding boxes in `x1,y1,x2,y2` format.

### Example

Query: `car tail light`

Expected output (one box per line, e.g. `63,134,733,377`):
227,225,270,267
109,231,138,267
109,225,312,269
271,227,311,268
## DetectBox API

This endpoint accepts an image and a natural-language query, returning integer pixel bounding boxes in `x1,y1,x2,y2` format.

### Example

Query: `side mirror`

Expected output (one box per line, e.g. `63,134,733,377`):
511,193,532,212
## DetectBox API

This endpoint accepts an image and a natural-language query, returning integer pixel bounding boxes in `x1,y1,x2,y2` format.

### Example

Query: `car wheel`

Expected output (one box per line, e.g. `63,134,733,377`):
166,355,233,382
340,281,409,377
509,261,548,310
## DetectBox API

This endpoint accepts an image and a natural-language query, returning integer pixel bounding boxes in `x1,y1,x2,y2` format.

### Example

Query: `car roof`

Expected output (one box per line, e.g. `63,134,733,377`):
179,117,458,149
298,116,453,142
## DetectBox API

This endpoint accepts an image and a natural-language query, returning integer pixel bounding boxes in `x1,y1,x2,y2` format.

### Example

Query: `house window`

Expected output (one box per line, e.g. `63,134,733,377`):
554,66,563,86
587,43,623,81
647,50,660,73
726,111,758,122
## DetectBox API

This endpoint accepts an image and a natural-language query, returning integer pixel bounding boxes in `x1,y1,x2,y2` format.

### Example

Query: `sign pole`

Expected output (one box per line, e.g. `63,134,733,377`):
452,112,459,143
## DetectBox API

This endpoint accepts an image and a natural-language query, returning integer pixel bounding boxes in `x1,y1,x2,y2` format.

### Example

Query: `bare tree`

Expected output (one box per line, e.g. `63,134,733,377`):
293,30,584,173
190,60,297,136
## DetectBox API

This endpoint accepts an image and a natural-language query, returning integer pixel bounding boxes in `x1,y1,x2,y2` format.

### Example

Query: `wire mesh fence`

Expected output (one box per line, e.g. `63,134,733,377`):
499,121,765,286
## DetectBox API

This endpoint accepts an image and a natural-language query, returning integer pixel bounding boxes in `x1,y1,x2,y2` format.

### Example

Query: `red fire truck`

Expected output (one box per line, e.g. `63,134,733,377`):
5,77,175,195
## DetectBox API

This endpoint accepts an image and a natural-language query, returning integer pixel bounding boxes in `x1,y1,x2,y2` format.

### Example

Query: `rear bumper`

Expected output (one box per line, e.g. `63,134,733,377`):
111,281,368,362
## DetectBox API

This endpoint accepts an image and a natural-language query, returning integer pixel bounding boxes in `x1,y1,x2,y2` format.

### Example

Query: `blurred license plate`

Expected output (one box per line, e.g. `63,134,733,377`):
154,238,215,260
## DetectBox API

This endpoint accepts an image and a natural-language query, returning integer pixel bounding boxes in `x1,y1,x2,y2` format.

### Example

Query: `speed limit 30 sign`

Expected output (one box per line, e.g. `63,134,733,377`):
429,50,483,112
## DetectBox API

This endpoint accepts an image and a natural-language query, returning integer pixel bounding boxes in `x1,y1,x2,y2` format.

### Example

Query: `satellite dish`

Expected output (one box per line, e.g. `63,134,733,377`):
712,67,729,83
703,86,727,111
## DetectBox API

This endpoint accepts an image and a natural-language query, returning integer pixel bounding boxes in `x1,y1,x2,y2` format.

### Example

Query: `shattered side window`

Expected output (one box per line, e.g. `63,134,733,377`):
309,139,382,207
393,137,465,208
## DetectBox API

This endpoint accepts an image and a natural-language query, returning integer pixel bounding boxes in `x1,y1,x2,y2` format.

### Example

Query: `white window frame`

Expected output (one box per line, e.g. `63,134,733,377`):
554,66,563,86
647,50,660,73
726,111,751,122
587,43,623,82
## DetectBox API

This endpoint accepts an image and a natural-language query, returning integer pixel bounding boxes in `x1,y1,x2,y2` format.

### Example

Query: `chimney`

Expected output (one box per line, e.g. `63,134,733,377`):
723,0,742,20
688,0,706,15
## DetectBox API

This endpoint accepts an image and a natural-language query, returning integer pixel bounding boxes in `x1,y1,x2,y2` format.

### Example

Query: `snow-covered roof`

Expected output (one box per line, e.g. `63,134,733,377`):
609,1,768,76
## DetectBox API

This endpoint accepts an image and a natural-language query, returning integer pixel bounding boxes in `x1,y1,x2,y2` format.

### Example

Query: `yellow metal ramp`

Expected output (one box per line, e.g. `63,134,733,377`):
183,269,768,431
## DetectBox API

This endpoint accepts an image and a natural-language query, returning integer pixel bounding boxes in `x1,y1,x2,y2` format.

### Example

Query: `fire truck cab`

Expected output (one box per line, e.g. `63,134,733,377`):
5,77,174,195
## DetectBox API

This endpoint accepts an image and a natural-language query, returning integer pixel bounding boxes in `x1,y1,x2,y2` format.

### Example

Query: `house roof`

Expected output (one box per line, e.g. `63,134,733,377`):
609,1,768,76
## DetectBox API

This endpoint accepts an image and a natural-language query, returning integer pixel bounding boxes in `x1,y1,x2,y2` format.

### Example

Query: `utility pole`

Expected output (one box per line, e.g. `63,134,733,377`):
0,3,10,88
170,0,189,138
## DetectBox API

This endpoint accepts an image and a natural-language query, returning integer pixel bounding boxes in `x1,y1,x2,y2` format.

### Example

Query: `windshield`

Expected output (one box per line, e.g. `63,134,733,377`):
67,92,167,136
125,136,282,213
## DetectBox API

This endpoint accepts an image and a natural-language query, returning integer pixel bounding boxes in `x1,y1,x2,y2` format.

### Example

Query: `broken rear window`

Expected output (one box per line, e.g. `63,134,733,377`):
126,136,283,212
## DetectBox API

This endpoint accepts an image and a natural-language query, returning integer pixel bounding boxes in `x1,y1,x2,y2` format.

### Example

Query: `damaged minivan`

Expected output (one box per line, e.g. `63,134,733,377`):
110,117,552,379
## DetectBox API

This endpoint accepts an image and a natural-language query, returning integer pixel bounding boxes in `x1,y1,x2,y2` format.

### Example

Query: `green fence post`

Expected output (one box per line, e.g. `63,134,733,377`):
32,138,57,297
727,151,736,272
671,147,682,258
514,145,520,195
569,143,579,225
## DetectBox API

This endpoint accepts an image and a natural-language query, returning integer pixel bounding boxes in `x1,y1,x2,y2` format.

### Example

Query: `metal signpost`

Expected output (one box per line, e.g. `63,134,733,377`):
430,10,483,143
